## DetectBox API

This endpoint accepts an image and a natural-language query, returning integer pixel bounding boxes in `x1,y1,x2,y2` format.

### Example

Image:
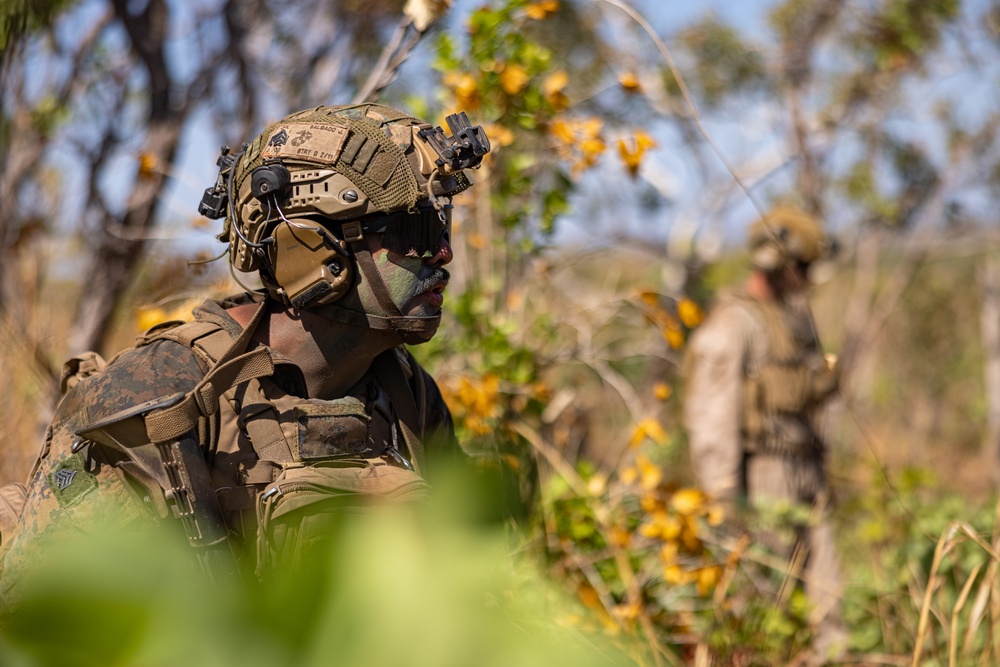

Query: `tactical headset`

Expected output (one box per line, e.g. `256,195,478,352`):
245,161,455,310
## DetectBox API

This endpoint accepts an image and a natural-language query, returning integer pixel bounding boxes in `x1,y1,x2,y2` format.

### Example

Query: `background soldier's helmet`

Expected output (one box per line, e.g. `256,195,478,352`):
202,103,489,310
747,206,829,271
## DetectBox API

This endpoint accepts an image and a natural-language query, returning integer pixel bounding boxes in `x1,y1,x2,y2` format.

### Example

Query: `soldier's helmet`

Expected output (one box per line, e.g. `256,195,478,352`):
200,103,489,311
747,206,828,272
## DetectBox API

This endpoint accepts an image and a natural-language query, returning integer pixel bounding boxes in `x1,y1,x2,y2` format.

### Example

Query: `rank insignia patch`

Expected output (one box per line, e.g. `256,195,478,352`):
48,453,98,508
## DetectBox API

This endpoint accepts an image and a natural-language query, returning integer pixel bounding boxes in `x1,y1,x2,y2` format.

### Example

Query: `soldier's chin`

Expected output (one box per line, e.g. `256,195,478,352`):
399,326,438,346
396,314,441,345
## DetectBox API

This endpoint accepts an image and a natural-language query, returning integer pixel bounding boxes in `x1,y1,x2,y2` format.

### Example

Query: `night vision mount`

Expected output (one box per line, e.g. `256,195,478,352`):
198,145,241,220
418,112,490,173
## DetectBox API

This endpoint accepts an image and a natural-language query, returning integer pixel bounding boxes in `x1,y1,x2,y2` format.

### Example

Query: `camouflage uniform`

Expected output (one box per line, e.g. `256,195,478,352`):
683,208,846,659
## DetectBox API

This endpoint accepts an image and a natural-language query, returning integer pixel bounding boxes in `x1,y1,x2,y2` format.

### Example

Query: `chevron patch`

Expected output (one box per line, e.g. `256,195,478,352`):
48,452,97,508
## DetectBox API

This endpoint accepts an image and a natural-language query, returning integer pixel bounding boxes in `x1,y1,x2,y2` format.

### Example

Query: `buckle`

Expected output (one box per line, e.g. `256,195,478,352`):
342,221,363,243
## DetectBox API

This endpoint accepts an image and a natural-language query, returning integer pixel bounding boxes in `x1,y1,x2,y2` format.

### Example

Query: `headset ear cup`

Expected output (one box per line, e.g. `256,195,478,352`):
267,223,354,308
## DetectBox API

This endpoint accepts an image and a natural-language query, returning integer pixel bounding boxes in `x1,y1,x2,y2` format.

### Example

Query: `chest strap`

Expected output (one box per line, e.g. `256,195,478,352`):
372,350,425,475
235,378,292,485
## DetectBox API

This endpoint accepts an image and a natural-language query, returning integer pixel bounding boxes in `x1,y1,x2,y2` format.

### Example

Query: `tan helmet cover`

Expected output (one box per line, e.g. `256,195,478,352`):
748,206,827,271
223,103,473,273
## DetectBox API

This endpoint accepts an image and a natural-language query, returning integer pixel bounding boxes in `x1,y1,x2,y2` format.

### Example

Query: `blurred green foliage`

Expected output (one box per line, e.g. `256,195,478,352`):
0,473,631,667
0,0,75,52
840,465,998,660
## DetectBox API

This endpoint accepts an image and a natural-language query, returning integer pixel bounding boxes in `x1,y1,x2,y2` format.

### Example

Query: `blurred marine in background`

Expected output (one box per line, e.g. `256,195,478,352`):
682,207,846,662
0,104,489,595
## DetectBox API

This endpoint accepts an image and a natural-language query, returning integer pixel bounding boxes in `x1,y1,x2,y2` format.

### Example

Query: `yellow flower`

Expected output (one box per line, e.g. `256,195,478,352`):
443,71,479,109
579,138,606,168
543,70,569,111
499,64,529,95
653,382,672,401
663,564,692,585
707,504,725,526
639,516,662,539
549,117,607,175
549,119,575,145
629,418,669,448
664,328,685,349
681,516,702,550
617,131,656,177
677,298,704,328
658,513,683,540
483,123,515,148
618,71,642,92
670,488,705,516
524,0,558,20
138,152,159,179
695,565,723,596
635,454,663,490
620,466,638,486
543,70,568,96
639,493,660,513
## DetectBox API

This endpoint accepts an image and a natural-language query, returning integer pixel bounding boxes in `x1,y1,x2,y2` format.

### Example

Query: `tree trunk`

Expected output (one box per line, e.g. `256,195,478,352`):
70,118,182,355
978,252,1000,485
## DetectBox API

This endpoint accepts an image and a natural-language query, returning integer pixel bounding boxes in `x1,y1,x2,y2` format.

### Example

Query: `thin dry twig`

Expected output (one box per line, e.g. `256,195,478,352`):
912,523,1000,667
950,563,983,667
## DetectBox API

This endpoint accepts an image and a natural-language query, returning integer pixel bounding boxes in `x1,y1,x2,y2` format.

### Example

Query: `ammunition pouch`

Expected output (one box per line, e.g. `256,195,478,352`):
255,458,430,575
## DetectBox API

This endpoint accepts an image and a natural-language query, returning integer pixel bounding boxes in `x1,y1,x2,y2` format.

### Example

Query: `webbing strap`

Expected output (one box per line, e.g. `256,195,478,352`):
193,328,241,365
145,348,274,443
372,350,425,474
236,379,294,483
351,242,403,318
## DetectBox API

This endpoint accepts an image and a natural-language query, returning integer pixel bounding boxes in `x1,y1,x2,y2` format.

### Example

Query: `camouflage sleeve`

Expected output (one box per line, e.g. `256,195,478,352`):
0,339,206,590
683,302,755,502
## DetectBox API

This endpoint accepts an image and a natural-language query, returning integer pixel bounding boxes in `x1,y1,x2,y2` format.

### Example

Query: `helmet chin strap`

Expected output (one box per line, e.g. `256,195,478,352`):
312,237,441,345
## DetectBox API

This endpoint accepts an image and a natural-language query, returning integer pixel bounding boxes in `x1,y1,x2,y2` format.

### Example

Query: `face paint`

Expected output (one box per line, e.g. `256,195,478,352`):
355,246,450,318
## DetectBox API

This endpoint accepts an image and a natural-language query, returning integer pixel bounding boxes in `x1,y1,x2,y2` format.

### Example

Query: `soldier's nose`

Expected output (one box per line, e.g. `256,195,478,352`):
425,232,453,267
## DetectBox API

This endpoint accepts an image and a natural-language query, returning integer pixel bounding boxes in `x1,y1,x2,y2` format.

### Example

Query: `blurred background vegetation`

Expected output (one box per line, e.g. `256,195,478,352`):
4,0,1000,664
